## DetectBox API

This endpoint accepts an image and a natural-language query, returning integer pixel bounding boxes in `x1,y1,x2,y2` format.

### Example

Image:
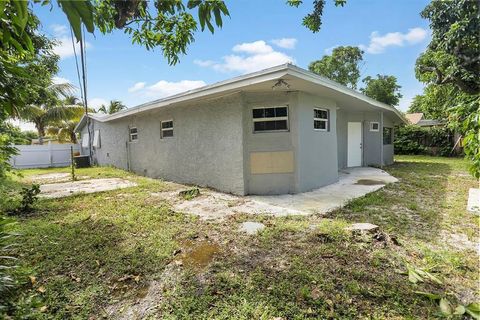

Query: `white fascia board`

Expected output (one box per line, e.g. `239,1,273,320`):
287,65,407,124
101,65,291,122
74,114,88,132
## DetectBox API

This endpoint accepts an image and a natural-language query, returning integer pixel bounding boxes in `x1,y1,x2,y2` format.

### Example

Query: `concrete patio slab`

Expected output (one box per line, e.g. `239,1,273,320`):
151,167,397,220
250,167,398,215
39,178,137,198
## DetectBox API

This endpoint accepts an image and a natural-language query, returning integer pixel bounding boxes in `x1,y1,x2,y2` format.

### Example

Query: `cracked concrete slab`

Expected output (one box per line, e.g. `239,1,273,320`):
39,178,137,198
151,167,397,220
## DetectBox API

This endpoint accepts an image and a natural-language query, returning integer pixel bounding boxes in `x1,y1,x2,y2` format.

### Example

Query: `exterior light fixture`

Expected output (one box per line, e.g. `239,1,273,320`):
272,79,291,90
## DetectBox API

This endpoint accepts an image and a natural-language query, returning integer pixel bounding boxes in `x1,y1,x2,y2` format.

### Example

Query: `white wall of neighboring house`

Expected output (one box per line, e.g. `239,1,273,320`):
9,142,80,169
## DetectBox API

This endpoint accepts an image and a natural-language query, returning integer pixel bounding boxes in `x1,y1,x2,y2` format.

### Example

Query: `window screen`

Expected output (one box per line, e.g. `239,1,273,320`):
129,127,138,141
314,108,329,131
252,106,288,132
383,127,393,145
161,120,174,138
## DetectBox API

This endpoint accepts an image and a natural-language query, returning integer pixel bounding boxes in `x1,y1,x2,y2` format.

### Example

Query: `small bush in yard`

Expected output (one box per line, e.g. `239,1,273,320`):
6,184,41,216
179,187,200,200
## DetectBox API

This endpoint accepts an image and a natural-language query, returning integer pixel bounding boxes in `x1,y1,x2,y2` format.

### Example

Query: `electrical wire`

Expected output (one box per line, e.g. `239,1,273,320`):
78,27,93,162
70,27,84,105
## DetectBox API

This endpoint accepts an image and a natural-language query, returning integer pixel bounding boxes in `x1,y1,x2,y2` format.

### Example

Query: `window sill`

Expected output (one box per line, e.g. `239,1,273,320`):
253,130,290,134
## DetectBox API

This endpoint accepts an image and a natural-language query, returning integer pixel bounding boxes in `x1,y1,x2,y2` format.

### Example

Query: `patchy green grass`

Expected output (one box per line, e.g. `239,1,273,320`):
1,156,478,319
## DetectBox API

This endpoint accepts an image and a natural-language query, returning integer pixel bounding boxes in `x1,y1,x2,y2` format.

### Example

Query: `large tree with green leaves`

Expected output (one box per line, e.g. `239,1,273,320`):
408,84,456,120
308,46,364,89
361,75,402,106
415,0,479,178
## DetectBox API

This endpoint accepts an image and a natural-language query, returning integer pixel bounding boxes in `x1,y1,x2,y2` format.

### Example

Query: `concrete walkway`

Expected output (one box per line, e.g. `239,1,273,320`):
151,167,398,220
250,167,398,215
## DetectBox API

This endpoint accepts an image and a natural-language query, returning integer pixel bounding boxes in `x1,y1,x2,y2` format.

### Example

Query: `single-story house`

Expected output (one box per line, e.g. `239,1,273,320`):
75,63,406,195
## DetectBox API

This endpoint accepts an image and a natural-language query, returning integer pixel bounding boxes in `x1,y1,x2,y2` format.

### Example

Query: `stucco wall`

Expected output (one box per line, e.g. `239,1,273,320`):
242,91,298,195
336,110,385,169
296,92,338,192
83,94,246,195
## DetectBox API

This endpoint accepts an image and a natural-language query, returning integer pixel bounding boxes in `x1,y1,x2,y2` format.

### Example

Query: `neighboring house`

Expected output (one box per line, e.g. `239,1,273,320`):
404,112,462,155
405,112,444,127
75,64,406,195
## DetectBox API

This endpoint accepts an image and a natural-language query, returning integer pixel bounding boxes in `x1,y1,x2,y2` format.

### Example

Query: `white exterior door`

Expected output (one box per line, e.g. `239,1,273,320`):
347,122,362,167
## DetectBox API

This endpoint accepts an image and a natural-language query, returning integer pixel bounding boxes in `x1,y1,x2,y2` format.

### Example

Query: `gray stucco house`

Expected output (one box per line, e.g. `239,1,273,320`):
76,64,405,195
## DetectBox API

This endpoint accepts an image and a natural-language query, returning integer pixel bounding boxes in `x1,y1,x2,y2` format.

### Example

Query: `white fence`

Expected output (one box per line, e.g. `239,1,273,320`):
9,143,80,169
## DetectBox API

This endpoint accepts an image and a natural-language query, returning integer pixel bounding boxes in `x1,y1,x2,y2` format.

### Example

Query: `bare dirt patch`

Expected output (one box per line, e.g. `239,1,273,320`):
27,172,91,184
105,264,182,320
39,178,137,198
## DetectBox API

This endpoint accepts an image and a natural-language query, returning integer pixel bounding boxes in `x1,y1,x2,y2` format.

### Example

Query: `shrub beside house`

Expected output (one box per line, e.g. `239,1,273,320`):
395,113,461,156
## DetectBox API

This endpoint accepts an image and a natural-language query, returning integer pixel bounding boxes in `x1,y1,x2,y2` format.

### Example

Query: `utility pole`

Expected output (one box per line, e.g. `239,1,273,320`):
79,31,93,164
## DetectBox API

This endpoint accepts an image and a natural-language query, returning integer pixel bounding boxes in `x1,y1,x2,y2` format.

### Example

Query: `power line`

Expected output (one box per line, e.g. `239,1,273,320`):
79,28,92,163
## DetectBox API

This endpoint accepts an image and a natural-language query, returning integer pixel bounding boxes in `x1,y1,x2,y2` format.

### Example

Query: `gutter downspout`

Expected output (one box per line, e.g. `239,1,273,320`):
380,112,384,168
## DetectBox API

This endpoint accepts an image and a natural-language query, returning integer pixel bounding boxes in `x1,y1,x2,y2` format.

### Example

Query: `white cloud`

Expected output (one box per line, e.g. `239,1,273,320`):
129,80,207,100
51,24,68,36
324,45,339,55
50,24,92,59
145,80,206,98
360,27,428,54
128,82,146,93
233,40,273,54
193,59,216,67
52,76,71,85
195,40,295,74
89,98,109,110
271,38,297,49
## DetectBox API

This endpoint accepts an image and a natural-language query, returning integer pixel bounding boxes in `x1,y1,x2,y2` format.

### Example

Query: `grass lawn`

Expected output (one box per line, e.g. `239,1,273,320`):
1,155,479,319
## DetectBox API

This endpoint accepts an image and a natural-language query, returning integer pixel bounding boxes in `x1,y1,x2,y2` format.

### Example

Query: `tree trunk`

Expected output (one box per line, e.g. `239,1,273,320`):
70,131,77,144
37,125,45,145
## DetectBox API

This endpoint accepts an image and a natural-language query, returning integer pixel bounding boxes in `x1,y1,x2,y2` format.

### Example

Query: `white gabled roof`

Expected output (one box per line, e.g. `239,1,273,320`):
75,63,406,132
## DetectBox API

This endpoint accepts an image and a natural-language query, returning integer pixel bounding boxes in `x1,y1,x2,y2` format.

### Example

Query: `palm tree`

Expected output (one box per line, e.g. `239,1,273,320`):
46,119,80,144
63,95,83,106
20,82,84,144
98,100,127,114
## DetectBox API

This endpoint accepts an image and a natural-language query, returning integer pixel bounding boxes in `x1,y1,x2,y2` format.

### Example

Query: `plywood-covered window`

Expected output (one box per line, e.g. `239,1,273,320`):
252,106,288,132
161,120,173,138
93,130,101,148
129,127,138,141
314,108,329,131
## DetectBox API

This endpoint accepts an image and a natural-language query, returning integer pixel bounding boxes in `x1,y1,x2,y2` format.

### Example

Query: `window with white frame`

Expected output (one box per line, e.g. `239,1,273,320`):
129,127,138,141
370,122,380,132
252,106,288,132
314,108,329,131
161,120,173,138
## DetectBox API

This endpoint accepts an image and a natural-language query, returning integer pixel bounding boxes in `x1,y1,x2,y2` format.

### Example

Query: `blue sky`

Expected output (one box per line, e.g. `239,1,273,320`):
21,0,431,129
